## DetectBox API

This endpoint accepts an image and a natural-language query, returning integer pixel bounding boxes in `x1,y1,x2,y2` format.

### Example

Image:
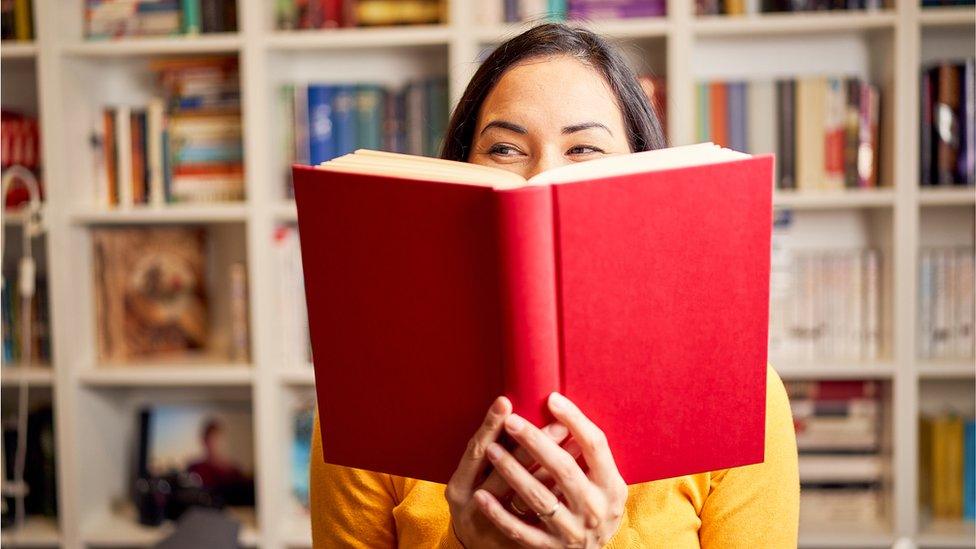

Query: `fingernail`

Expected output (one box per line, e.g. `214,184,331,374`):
505,414,525,433
486,442,503,461
547,422,569,440
474,490,489,505
491,397,505,414
549,392,568,411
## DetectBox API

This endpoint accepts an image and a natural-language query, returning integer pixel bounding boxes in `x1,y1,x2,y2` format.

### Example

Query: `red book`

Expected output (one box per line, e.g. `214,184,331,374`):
293,143,773,485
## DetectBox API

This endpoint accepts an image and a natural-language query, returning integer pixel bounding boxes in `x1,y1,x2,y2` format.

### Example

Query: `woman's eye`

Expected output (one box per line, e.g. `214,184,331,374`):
567,145,604,155
488,144,523,157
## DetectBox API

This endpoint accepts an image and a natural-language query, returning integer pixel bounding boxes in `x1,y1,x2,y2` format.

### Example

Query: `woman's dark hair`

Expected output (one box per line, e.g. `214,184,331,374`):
440,22,667,162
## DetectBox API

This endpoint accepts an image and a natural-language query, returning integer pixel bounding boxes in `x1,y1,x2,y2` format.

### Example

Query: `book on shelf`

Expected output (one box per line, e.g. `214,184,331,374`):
275,0,444,29
273,224,311,367
293,142,773,485
1,273,51,367
280,77,448,198
0,0,32,42
89,57,244,207
84,0,237,40
919,412,976,521
698,77,880,191
697,0,883,15
786,380,885,528
920,59,975,187
920,0,976,7
768,211,882,362
918,247,975,361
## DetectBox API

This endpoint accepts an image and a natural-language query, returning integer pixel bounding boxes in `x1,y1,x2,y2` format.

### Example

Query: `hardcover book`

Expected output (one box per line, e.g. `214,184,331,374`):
293,142,773,485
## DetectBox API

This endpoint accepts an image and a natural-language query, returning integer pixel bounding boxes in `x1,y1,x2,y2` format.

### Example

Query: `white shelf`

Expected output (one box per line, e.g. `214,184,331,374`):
1,365,55,386
61,33,241,57
1,40,38,59
273,201,298,222
70,203,249,224
279,365,315,386
798,522,894,548
774,361,897,380
78,364,253,387
0,515,61,547
81,506,258,547
773,188,896,209
693,10,897,36
282,514,312,548
918,187,976,206
266,25,452,50
916,360,976,379
916,518,976,548
918,6,976,27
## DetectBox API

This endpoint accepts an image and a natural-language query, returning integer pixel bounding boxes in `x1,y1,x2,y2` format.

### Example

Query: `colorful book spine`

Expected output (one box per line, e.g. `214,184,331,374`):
332,85,359,158
308,85,337,165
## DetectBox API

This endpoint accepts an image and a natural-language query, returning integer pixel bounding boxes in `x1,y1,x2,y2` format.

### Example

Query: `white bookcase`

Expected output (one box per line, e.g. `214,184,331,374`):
1,1,974,548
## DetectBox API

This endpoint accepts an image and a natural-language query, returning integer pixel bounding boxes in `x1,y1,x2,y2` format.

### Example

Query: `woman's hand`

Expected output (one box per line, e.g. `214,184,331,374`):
446,393,628,548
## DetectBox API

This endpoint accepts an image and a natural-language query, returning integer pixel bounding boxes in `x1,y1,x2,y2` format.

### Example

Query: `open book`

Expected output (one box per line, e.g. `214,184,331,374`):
293,143,774,485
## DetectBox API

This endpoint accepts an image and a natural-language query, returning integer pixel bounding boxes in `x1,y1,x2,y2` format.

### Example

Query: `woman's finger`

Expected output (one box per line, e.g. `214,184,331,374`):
503,413,604,526
547,392,622,488
473,489,559,549
447,396,512,498
480,421,569,497
485,442,586,544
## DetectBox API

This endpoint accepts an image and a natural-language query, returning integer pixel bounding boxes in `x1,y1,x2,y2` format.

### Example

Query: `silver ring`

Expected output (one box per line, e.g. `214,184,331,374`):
536,501,563,520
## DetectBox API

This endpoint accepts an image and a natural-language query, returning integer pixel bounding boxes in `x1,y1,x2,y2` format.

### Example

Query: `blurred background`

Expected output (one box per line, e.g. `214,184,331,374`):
0,0,973,548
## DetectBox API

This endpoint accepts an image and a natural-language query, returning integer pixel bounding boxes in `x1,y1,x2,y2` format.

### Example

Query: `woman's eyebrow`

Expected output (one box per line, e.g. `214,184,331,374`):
562,122,612,135
480,120,527,135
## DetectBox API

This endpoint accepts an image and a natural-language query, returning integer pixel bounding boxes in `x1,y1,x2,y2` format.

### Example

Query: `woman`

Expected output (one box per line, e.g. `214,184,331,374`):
311,22,799,548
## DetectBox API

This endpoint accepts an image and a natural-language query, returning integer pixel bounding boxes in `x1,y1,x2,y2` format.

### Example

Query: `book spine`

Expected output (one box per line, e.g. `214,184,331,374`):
964,59,975,185
116,106,134,208
778,79,796,190
936,63,960,185
307,85,336,164
332,85,358,157
921,68,933,186
709,81,728,148
958,249,974,359
919,249,933,359
863,249,879,361
181,0,202,34
148,99,166,207
495,187,562,426
965,420,975,521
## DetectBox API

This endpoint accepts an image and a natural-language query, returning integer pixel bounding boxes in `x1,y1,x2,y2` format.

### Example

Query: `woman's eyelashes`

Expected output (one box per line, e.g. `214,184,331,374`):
484,143,607,159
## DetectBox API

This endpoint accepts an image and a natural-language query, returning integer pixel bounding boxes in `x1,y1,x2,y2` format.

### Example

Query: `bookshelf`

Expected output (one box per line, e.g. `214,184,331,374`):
0,1,972,548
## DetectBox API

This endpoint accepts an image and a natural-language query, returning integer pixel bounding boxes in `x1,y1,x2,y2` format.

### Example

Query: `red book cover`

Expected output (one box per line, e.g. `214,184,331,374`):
293,147,773,485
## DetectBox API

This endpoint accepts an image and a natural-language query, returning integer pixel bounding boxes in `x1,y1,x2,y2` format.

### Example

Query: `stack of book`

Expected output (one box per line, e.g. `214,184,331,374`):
279,77,448,196
918,248,975,361
919,413,976,522
920,59,975,187
273,224,311,368
788,380,886,527
768,214,882,362
1,110,43,209
90,56,244,206
479,0,665,23
1,275,51,366
0,0,32,41
696,0,883,15
696,77,881,191
275,0,444,29
84,0,237,39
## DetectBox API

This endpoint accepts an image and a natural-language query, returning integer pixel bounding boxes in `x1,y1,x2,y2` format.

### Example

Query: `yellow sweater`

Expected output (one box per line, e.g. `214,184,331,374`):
310,365,799,548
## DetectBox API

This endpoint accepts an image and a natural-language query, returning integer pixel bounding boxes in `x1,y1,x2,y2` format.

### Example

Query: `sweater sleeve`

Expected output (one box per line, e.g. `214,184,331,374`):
697,365,800,548
310,409,399,548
